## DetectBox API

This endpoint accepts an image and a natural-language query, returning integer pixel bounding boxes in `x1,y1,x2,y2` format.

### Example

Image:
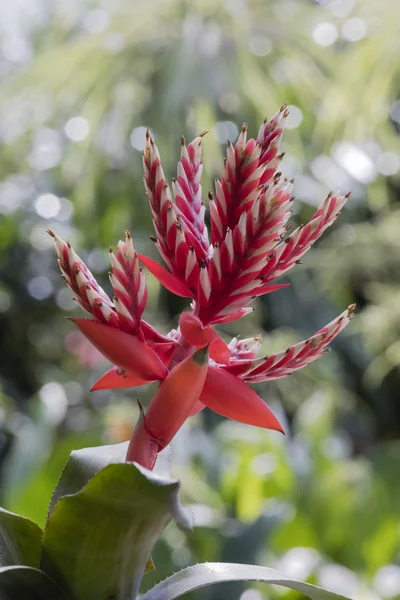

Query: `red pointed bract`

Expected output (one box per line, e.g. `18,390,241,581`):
70,318,168,381
200,366,283,432
209,337,231,365
179,312,230,365
189,399,206,416
126,404,159,469
128,347,209,458
179,312,211,346
91,367,152,391
149,341,176,365
138,254,193,298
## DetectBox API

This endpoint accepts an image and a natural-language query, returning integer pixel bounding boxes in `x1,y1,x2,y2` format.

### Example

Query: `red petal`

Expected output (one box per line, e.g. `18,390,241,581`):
179,312,213,346
130,347,209,452
126,405,159,469
70,318,168,381
141,320,172,344
189,399,205,416
179,312,231,365
200,366,283,432
249,283,290,297
138,254,192,298
91,367,151,391
149,341,176,365
209,337,231,365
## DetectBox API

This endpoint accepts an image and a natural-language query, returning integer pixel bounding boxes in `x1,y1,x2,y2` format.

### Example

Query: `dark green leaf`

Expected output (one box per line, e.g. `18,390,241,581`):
141,562,351,600
0,508,42,569
0,566,67,600
42,462,191,600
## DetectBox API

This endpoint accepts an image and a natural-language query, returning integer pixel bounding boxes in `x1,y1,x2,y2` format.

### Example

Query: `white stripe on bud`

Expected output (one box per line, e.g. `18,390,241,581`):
199,265,211,301
113,296,136,324
210,200,223,238
185,247,197,280
215,179,227,217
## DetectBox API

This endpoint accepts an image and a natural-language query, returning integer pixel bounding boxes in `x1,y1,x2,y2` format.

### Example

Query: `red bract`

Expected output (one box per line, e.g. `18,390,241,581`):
126,347,209,469
50,105,354,469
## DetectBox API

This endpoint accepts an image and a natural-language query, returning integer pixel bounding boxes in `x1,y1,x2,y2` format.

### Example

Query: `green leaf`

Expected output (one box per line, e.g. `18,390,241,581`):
141,562,351,600
0,566,67,599
48,441,171,517
0,508,42,569
41,462,191,600
48,441,129,517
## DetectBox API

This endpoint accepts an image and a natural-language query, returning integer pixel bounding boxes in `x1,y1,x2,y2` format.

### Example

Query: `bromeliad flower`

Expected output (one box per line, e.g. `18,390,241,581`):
50,105,354,470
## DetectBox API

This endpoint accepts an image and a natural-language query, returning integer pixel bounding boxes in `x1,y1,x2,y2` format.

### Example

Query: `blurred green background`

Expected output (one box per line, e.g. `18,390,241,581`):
0,0,399,598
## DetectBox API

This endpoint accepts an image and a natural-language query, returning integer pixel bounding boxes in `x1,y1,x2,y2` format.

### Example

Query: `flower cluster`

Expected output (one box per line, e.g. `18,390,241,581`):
50,105,354,469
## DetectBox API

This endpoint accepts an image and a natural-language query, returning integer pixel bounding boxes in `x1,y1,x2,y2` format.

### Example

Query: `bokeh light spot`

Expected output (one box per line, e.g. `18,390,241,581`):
29,128,63,171
318,564,359,596
34,193,61,219
341,18,367,42
82,9,110,34
219,92,240,113
333,142,376,183
27,276,54,300
130,126,148,151
327,0,355,18
312,22,338,46
373,565,400,599
64,117,90,142
39,382,68,425
249,35,272,56
285,105,303,129
214,121,239,144
2,35,32,63
376,152,400,176
56,288,77,311
278,547,320,580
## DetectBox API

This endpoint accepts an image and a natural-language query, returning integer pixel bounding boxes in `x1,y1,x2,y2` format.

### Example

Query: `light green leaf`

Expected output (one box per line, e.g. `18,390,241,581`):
41,462,191,600
48,442,171,517
0,508,42,569
141,562,352,600
0,566,66,600
48,441,129,517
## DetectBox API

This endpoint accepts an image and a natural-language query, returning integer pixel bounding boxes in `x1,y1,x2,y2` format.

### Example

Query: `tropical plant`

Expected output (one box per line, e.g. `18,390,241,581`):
0,108,357,598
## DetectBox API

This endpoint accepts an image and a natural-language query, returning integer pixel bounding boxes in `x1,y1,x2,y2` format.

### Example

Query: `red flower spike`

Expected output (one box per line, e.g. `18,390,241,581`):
48,231,118,325
139,114,349,326
259,192,348,282
108,230,147,339
199,366,283,432
143,130,208,293
197,179,294,324
127,347,209,459
174,132,209,253
235,305,356,383
70,318,168,381
91,367,152,391
50,107,355,471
